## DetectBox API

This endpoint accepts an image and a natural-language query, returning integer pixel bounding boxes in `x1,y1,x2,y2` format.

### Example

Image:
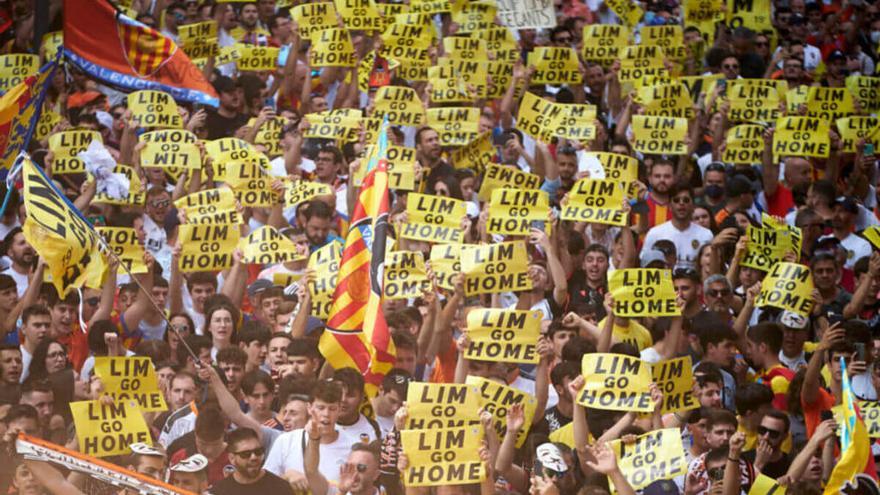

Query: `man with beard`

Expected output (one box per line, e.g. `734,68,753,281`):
821,50,849,88
643,183,713,270
818,196,872,270
761,130,813,217
205,76,247,139
555,145,578,193
2,227,33,298
417,127,453,192
305,441,383,495
143,186,173,276
230,2,270,45
212,427,293,494
637,159,676,232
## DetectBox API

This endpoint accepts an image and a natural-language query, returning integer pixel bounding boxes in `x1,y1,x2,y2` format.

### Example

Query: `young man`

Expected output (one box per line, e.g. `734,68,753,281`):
2,227,33,297
696,321,739,411
242,370,282,430
686,409,755,490
643,182,714,270
47,289,88,372
544,361,579,433
286,337,321,379
332,367,381,442
264,380,351,486
18,305,51,383
818,196,872,270
746,322,795,409
0,344,22,403
168,453,210,494
370,370,410,437
217,347,247,401
168,407,231,487
238,322,270,372
740,410,792,478
212,427,293,494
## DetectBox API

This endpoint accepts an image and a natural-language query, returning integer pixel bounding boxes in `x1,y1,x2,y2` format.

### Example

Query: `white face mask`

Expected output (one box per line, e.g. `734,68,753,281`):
871,31,880,44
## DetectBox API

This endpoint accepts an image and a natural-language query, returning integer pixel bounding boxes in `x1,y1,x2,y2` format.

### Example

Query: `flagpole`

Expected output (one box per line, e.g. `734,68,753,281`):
13,153,202,364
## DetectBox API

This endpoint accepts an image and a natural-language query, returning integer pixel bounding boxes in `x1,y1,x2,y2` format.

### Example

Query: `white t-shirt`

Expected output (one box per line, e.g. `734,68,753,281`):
643,221,714,269
818,232,872,269
264,428,350,485
143,216,172,277
19,345,31,383
337,414,379,443
1,267,28,298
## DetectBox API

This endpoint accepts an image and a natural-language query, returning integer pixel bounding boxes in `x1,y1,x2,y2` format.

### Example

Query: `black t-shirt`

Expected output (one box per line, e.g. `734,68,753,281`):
205,110,248,140
210,471,294,495
544,405,572,433
741,450,792,479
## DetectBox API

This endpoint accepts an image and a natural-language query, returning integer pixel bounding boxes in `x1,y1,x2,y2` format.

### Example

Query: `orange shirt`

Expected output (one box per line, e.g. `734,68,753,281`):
57,327,89,373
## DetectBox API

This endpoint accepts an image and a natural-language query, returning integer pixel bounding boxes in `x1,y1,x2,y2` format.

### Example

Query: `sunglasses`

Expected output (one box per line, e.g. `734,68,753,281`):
755,41,769,47
671,196,692,204
554,37,572,43
673,267,698,278
233,447,265,458
149,199,170,208
757,426,782,439
706,288,731,298
723,64,740,70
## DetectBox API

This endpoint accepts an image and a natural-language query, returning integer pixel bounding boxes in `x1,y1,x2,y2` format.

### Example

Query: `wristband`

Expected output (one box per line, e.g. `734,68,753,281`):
728,457,738,463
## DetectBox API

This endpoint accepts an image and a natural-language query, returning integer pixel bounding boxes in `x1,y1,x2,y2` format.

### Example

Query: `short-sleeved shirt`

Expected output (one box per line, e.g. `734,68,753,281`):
758,364,795,410
210,471,294,495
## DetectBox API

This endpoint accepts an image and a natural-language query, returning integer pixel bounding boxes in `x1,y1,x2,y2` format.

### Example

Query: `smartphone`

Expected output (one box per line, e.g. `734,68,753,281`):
865,143,874,156
716,79,727,95
820,410,834,422
855,342,866,361
533,458,545,479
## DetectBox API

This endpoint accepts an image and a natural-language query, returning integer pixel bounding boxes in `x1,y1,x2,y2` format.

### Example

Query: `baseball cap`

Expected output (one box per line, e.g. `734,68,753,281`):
212,75,237,94
790,13,806,25
130,442,166,457
644,480,680,495
780,310,808,330
170,453,208,473
247,278,278,298
640,249,667,268
826,50,846,63
833,196,859,214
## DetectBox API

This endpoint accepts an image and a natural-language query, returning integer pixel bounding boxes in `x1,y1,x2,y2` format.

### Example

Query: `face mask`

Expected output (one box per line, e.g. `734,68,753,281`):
871,31,880,44
704,184,724,199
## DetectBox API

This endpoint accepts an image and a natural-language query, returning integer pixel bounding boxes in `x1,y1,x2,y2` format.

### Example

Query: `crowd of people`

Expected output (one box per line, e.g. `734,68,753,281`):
1,0,880,493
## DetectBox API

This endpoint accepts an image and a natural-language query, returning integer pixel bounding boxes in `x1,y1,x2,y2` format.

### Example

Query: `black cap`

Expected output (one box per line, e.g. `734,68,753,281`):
833,195,859,214
827,50,846,63
790,13,806,25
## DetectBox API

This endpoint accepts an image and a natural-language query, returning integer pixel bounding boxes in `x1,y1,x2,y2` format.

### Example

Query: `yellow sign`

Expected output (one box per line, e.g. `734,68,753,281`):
609,428,687,491
380,19,433,63
405,382,482,430
34,109,62,142
582,24,628,63
723,124,764,164
477,163,541,201
236,44,279,71
641,25,685,59
578,353,654,412
748,473,787,495
285,181,333,207
517,92,596,143
140,129,198,145
48,130,103,174
0,54,39,91
225,162,280,207
127,90,183,129
311,28,356,67
609,269,680,317
461,241,531,296
561,179,627,226
401,193,465,244
429,243,461,291
631,116,688,155
451,1,495,33
846,75,880,114
96,227,148,275
443,37,488,61
451,132,496,172
741,215,802,272
428,63,471,104
755,262,814,317
466,375,537,447
487,189,549,236
373,86,426,127
384,251,431,300
178,224,241,273
727,81,780,123
334,0,383,31
69,400,151,457
291,2,340,40
304,109,362,141
401,426,485,487
42,31,63,62
653,356,699,415
141,142,200,170
773,117,830,158
587,152,639,195
606,0,644,26
465,309,542,364
805,86,854,121
250,116,286,158
726,0,772,33
427,107,480,146
618,56,667,83
357,145,416,190
865,226,880,251
527,47,581,85
832,401,880,438
179,21,219,59
308,240,342,319
21,158,105,296
94,357,167,412
239,226,303,265
175,187,241,225
836,117,879,153
638,81,694,118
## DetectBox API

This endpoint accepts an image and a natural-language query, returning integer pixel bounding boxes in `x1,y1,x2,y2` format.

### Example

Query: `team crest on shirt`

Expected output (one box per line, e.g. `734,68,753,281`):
692,239,699,249
359,433,370,443
847,249,854,259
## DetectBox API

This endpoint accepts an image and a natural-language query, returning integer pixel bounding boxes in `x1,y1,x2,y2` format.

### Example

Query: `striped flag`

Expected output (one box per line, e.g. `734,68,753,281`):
824,357,877,494
318,120,395,395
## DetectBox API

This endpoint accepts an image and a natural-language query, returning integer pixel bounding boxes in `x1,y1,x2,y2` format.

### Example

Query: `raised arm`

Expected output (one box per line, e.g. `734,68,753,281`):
23,459,84,495
761,128,778,198
197,365,265,442
802,323,843,406
168,243,184,316
494,403,528,493
303,420,329,495
119,253,157,333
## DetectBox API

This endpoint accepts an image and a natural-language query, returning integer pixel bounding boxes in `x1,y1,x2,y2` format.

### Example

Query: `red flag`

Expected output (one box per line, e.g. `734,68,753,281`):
63,0,218,106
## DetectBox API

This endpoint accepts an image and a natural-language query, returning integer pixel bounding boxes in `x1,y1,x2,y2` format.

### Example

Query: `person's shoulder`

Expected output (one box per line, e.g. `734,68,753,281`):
260,470,296,491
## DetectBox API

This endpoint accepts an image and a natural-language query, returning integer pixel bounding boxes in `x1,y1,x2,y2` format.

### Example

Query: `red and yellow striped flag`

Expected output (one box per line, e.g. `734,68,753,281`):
319,120,395,396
